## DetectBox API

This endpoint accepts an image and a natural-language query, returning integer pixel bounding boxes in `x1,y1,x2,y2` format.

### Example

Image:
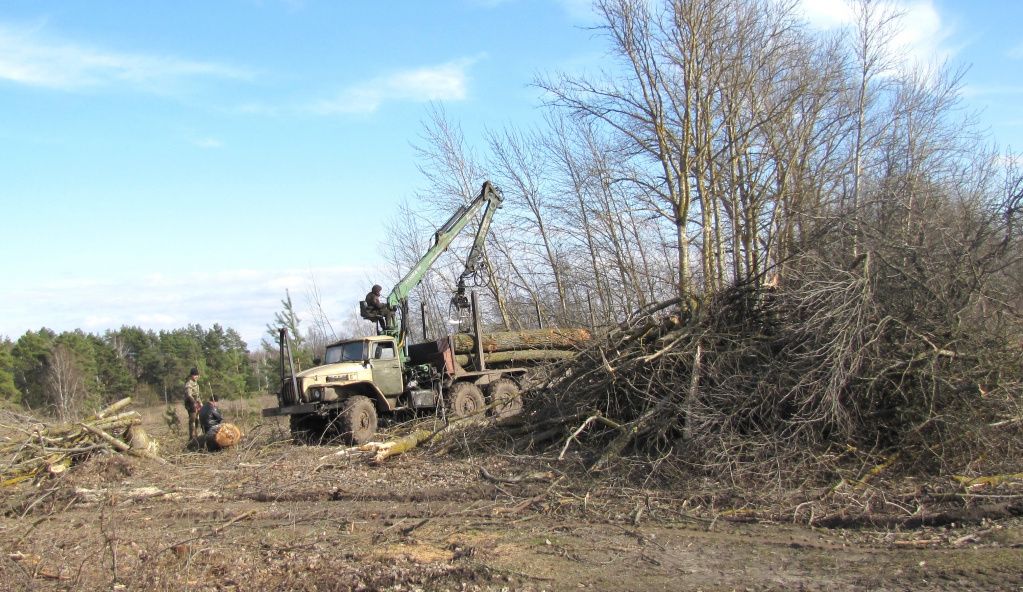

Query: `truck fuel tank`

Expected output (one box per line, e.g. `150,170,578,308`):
409,388,436,408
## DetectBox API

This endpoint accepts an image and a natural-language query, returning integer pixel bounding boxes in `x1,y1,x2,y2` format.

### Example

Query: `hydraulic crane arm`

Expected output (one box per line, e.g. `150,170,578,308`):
382,181,504,340
451,183,502,310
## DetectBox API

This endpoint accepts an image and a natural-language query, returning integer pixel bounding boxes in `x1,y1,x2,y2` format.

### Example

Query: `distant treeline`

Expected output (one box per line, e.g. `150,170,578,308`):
0,324,264,420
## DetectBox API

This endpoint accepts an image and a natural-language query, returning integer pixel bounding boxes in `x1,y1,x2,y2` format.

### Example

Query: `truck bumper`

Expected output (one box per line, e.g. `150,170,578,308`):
261,403,319,417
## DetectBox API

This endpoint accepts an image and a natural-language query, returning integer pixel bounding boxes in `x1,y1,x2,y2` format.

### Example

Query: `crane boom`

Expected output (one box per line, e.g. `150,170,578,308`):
381,181,504,343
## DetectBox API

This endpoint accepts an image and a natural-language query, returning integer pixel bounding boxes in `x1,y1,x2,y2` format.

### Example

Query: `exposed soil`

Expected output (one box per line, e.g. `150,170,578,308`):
2,401,1021,591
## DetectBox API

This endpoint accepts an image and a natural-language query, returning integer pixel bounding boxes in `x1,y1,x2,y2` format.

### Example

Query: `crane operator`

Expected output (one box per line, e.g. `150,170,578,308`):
365,284,396,326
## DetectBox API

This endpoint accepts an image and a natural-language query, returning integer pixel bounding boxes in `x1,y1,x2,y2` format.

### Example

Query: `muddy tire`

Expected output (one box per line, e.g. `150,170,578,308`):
289,414,325,445
488,379,523,419
447,382,485,418
338,395,378,445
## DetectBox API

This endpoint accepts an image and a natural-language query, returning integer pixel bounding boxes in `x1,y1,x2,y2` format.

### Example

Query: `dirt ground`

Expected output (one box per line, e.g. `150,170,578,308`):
2,399,1021,592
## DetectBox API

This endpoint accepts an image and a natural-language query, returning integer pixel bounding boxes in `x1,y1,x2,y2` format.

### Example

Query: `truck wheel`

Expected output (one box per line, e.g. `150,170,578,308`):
447,382,485,418
339,395,378,445
290,414,325,445
488,379,523,418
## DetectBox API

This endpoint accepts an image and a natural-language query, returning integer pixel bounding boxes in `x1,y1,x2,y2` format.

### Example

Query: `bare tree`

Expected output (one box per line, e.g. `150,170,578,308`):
408,106,514,328
487,127,571,320
537,0,698,297
46,344,86,422
847,0,902,253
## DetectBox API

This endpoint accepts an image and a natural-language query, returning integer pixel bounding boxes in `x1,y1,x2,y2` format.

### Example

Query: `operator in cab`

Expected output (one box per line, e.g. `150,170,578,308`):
365,284,396,327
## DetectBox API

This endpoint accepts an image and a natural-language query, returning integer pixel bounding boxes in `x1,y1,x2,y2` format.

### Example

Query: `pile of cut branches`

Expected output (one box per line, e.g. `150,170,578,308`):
504,260,1023,489
1,397,159,486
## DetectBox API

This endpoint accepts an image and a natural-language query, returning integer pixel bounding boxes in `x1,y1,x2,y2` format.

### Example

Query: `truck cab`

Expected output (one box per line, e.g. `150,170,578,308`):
282,335,404,410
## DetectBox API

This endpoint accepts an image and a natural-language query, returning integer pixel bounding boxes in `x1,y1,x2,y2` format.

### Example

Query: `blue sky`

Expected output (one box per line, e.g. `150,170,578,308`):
1,0,1020,348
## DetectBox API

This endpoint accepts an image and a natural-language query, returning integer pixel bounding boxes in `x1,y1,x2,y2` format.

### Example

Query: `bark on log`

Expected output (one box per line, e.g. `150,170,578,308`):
90,397,133,420
454,349,576,366
368,428,434,463
451,328,590,354
126,425,161,458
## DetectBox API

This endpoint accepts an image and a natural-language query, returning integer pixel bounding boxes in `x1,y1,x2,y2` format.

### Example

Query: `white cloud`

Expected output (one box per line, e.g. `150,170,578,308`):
893,1,958,67
796,0,958,71
798,0,855,29
0,20,252,92
309,57,479,115
134,313,179,326
83,315,116,329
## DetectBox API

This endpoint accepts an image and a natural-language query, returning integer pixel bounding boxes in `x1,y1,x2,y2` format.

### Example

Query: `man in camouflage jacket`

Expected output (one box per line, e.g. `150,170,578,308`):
183,367,202,440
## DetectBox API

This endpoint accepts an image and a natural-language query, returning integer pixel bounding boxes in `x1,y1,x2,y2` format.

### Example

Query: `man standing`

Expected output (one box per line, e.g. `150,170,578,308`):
365,284,395,327
183,367,202,440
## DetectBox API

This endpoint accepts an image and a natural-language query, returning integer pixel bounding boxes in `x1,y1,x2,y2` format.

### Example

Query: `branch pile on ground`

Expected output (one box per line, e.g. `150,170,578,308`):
0,397,159,486
507,257,1023,489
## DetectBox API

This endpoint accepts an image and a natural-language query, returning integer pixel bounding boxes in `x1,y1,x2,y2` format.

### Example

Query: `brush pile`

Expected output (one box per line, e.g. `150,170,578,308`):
511,261,1023,487
1,397,159,486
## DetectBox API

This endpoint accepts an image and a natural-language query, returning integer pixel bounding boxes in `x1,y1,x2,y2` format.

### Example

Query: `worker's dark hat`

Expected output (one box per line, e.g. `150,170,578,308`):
372,284,382,291
189,367,200,377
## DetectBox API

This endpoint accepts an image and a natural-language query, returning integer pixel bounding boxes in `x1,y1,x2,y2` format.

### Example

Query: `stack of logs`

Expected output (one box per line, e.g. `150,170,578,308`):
1,397,159,486
451,328,591,367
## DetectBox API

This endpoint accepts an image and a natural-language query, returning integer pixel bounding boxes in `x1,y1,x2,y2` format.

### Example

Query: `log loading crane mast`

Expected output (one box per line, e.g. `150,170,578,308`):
367,180,503,350
263,181,524,444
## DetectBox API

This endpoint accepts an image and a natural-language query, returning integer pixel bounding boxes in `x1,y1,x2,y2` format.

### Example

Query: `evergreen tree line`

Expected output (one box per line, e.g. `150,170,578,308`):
0,324,257,420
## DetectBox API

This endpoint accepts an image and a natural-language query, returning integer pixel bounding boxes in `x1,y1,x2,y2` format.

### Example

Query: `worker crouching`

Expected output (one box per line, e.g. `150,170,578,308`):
198,395,243,451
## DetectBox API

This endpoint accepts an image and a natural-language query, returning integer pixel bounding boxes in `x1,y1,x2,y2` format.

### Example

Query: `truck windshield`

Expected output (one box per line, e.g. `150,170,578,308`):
323,341,366,364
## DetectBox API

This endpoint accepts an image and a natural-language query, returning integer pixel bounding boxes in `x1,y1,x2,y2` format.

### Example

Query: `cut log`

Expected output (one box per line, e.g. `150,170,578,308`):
451,328,590,354
89,397,133,420
126,425,161,459
369,428,434,463
212,423,243,449
80,423,131,452
454,349,576,367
